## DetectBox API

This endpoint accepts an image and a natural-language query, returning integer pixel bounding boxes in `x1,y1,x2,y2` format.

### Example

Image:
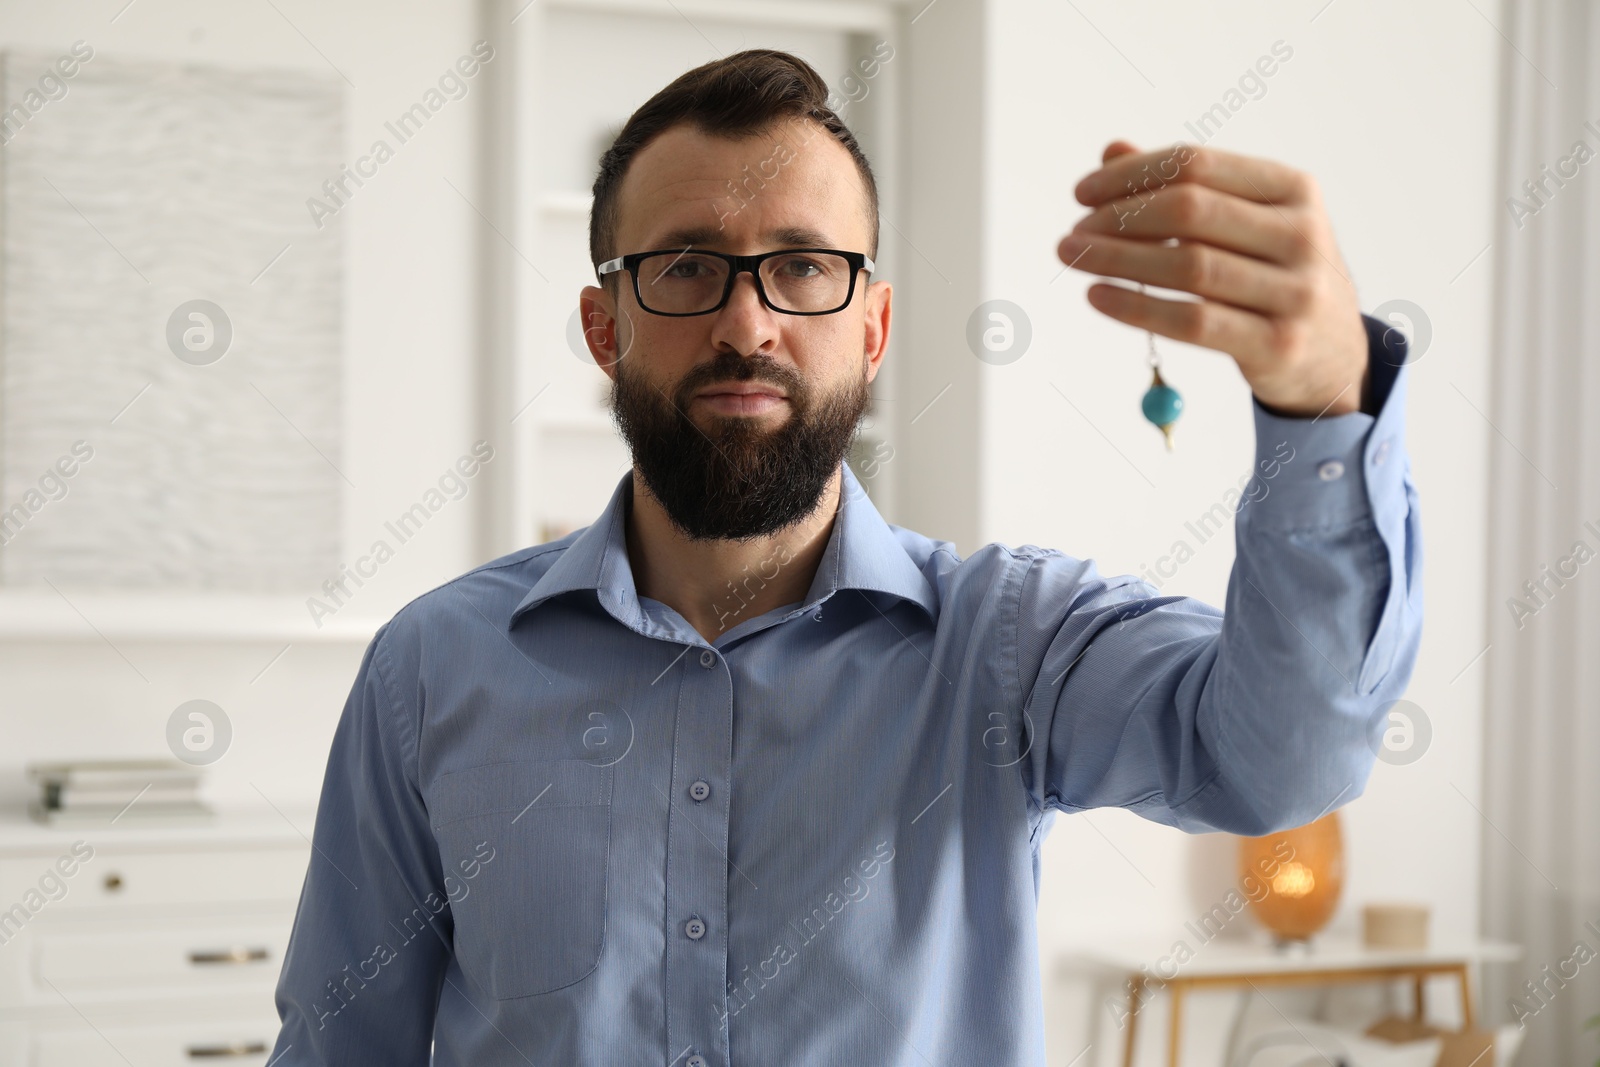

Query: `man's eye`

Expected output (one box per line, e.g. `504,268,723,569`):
779,258,822,277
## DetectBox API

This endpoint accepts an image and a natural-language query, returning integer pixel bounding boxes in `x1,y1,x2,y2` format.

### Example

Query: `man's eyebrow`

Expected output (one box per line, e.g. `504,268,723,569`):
651,224,836,250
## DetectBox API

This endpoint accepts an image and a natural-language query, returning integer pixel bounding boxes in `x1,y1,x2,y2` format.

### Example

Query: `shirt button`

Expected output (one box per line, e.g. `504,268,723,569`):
698,649,716,668
685,917,706,940
687,1057,708,1067
1372,439,1391,466
689,780,711,802
1317,459,1345,482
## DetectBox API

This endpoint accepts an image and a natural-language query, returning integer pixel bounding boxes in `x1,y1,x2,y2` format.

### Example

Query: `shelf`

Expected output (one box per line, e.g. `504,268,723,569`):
0,802,318,850
541,415,619,434
543,0,904,32
538,190,593,215
0,591,386,643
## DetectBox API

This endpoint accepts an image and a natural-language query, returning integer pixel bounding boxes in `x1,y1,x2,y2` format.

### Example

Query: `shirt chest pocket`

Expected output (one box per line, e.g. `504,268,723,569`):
429,758,614,999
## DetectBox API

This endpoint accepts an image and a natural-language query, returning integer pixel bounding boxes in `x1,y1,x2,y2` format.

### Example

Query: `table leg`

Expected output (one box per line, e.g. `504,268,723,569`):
1123,974,1144,1067
1412,974,1426,1021
1456,964,1475,1029
1167,983,1184,1067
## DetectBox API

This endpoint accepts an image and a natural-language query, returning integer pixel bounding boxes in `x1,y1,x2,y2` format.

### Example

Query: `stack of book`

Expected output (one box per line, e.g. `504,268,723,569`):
27,760,211,826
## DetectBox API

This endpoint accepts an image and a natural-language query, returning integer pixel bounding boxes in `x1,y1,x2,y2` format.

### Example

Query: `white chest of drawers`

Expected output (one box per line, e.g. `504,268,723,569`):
0,808,311,1066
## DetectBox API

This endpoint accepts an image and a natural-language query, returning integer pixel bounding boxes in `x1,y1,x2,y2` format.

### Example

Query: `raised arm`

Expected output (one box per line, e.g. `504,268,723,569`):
1018,313,1420,834
1021,141,1424,833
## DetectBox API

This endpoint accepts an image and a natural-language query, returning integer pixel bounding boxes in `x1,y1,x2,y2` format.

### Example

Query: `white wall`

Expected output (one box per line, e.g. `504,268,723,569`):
949,1,1500,1061
0,0,488,808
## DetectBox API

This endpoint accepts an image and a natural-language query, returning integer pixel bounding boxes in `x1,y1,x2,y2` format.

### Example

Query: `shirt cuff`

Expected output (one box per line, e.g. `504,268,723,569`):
1239,312,1411,534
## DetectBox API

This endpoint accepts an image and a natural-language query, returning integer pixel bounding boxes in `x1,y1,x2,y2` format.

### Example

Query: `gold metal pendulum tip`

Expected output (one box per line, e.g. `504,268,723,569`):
1160,423,1175,451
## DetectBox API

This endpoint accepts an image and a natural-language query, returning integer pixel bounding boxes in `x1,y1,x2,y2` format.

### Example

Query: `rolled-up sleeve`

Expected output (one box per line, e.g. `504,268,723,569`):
270,623,451,1065
1019,312,1423,836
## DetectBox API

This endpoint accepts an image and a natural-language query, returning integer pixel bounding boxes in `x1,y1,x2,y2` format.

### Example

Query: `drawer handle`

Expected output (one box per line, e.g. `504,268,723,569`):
103,872,124,892
186,1041,268,1058
188,946,271,965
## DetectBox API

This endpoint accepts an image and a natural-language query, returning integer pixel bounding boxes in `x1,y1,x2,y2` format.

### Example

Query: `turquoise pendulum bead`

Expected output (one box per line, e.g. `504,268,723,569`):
1142,367,1183,451
1136,282,1182,450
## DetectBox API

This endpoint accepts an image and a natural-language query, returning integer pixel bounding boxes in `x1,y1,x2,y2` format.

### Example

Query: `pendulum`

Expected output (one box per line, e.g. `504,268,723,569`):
1137,282,1183,450
1142,365,1182,451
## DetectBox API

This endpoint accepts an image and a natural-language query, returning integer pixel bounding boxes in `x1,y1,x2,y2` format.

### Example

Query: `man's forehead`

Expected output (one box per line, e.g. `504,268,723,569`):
614,121,869,250
645,221,840,252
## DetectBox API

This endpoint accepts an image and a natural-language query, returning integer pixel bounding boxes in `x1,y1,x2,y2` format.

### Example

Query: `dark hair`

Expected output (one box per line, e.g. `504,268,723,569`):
588,48,879,278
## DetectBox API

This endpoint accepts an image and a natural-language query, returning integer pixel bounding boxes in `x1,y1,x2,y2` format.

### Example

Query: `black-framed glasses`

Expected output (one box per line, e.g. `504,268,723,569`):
595,247,875,316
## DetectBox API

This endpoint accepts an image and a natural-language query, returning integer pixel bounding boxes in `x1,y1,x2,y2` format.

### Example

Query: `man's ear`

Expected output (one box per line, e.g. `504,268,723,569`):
578,285,627,381
863,279,891,386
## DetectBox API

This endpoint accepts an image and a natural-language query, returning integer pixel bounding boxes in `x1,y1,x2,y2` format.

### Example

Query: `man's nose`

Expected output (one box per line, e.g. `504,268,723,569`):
725,269,766,312
711,270,778,354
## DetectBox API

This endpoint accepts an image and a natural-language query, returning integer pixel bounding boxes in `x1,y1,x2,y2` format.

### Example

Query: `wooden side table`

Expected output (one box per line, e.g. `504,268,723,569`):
1065,937,1522,1067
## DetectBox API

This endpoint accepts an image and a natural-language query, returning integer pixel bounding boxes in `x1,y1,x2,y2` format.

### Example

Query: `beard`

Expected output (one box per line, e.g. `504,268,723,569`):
609,348,870,542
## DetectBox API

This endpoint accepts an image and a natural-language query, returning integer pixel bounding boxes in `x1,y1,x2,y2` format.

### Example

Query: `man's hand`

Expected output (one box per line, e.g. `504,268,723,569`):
1058,141,1370,419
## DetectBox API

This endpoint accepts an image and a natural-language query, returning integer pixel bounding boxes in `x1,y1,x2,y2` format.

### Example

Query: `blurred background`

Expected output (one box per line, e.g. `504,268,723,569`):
0,0,1592,1064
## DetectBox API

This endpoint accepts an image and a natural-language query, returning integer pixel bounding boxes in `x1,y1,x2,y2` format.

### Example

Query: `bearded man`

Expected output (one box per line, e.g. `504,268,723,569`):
272,48,1421,1067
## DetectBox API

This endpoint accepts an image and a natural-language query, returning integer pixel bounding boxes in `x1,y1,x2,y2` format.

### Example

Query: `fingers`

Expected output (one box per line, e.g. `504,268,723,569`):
1057,230,1313,318
1070,182,1312,268
1085,282,1275,366
1101,140,1140,165
1076,143,1314,208
1065,141,1364,410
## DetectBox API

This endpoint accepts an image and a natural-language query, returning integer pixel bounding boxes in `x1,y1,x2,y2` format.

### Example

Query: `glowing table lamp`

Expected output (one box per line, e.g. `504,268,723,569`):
1238,811,1346,943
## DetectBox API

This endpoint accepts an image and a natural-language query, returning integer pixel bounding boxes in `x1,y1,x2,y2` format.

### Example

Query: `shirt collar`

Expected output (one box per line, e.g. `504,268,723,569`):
509,463,938,632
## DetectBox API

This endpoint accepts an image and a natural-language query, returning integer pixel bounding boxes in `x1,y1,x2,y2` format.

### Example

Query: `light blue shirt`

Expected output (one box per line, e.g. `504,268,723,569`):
272,315,1421,1066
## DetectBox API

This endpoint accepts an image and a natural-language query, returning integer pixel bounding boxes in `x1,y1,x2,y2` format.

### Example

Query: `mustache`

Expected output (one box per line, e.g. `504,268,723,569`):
672,352,805,410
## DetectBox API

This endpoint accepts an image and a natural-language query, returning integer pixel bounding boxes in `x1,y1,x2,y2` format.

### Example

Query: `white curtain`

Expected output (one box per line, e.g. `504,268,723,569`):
1480,0,1600,1063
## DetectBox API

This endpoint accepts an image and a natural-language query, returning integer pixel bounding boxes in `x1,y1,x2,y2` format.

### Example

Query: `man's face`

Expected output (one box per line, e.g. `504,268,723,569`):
579,119,892,541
